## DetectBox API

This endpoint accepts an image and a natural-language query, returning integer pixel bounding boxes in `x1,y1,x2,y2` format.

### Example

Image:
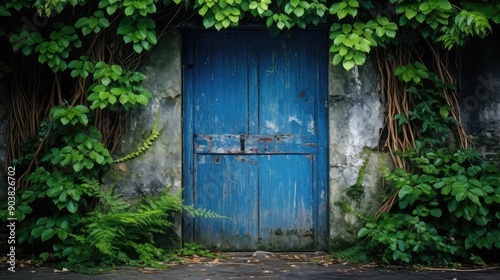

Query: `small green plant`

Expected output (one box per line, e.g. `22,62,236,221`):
34,22,82,72
113,115,161,163
330,244,370,264
347,150,371,199
176,242,220,259
74,10,110,36
182,204,229,219
50,104,90,126
329,15,397,70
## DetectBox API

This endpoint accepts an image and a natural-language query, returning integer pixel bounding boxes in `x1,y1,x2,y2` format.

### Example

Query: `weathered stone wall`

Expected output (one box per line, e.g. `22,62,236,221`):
104,30,182,198
328,58,392,249
459,32,500,163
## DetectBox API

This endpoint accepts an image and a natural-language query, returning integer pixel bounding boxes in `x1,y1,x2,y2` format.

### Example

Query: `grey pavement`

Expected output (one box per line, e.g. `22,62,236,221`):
1,252,500,279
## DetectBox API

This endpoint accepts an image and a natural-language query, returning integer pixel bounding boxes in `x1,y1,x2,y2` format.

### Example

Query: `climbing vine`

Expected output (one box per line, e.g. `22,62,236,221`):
112,114,161,163
346,149,371,199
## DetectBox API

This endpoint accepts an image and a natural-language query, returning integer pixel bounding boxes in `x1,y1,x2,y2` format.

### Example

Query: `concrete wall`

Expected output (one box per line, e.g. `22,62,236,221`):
459,32,500,163
328,59,391,249
104,30,183,197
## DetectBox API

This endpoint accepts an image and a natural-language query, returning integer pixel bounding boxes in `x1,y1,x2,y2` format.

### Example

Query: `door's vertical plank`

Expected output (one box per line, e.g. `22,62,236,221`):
192,36,212,135
297,37,315,119
248,39,259,135
227,38,249,134
215,37,227,133
194,155,258,250
258,154,315,250
296,35,320,249
191,34,253,249
182,31,196,243
257,38,274,135
258,37,309,136
194,38,248,135
313,30,330,249
285,39,305,135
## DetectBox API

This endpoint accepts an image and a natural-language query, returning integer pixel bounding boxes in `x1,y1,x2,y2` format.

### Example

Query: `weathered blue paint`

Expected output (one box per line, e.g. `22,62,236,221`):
183,30,328,251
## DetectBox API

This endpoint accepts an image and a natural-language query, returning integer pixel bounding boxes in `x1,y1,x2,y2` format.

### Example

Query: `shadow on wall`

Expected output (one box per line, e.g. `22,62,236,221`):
459,27,500,163
0,84,8,200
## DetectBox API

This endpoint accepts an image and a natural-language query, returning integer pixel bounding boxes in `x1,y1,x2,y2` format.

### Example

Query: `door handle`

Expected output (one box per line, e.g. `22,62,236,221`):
240,135,245,152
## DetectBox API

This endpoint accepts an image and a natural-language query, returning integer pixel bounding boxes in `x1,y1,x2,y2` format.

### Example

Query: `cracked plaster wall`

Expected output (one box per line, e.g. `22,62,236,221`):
328,59,391,249
104,30,182,198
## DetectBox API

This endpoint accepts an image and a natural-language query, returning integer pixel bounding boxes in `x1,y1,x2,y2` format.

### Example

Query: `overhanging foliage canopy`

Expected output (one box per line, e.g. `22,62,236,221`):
0,0,499,75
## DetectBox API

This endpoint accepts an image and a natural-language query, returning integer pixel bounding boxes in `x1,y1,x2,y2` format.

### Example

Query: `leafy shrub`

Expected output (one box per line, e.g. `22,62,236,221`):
0,109,223,272
346,63,500,266
359,213,457,265
358,147,500,265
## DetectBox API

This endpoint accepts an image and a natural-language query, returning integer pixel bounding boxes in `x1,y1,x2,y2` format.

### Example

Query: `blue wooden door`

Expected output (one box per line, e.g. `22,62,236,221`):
183,30,328,251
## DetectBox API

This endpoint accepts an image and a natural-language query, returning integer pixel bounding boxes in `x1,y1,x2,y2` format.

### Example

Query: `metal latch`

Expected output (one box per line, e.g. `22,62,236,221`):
240,135,245,152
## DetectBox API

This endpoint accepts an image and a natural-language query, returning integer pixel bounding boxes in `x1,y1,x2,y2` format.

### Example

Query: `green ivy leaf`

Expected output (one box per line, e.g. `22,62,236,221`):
73,162,83,172
352,51,366,65
430,208,442,218
51,107,67,119
79,114,89,125
0,5,12,16
133,43,143,53
31,226,44,237
66,200,78,213
41,228,55,242
46,185,63,198
75,17,88,28
125,6,134,16
469,188,484,196
17,205,33,215
342,59,355,70
357,227,369,237
439,106,449,118
405,9,417,20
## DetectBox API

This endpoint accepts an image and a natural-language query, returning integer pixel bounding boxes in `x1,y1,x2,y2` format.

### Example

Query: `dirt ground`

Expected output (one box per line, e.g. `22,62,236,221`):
1,251,500,280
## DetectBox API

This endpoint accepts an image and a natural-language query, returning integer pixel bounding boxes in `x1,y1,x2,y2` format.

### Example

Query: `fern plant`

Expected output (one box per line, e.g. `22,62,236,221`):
57,181,223,272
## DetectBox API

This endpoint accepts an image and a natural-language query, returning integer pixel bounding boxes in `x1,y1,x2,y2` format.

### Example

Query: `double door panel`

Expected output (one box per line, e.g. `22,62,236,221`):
183,30,328,251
